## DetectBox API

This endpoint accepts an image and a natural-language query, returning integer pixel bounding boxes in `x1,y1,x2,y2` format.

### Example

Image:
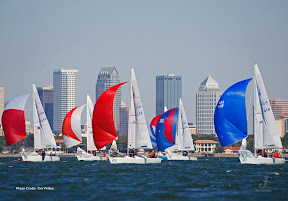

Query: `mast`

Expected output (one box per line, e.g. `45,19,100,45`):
253,70,257,155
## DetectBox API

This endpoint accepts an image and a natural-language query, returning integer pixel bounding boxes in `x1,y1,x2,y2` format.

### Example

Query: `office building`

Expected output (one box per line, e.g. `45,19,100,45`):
119,101,128,135
269,99,288,118
196,75,221,134
53,69,78,133
37,84,54,130
156,73,182,115
95,67,121,130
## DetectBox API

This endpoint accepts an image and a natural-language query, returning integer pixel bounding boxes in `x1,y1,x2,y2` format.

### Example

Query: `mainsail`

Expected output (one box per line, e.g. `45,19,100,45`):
62,105,86,148
92,82,127,150
156,108,179,151
127,67,152,149
86,95,97,151
214,79,252,147
2,94,30,146
177,98,195,151
32,84,56,149
254,64,282,149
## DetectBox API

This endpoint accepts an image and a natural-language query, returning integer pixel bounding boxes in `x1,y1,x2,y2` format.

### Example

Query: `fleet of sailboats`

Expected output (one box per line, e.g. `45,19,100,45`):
1,65,286,165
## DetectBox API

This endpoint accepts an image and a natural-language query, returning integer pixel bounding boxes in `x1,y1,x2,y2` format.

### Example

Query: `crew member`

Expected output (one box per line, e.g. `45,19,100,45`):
273,150,279,158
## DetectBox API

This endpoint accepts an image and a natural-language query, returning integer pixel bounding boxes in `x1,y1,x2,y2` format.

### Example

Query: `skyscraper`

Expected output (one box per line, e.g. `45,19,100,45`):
269,99,288,118
53,69,78,133
156,73,182,115
119,101,128,135
37,84,54,130
95,67,121,130
196,75,221,134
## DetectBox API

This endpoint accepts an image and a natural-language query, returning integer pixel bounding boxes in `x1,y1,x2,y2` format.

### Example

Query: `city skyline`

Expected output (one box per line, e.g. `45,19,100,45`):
1,1,288,124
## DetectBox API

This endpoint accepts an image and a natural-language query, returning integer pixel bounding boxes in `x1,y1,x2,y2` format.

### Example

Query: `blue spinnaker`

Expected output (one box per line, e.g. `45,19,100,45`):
214,78,252,147
156,108,179,151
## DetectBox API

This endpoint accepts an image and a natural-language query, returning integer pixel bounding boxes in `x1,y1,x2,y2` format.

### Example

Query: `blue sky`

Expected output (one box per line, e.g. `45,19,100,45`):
0,1,288,126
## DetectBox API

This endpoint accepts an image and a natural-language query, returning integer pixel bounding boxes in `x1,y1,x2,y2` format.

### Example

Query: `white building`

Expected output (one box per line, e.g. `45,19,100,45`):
53,69,78,132
196,75,221,134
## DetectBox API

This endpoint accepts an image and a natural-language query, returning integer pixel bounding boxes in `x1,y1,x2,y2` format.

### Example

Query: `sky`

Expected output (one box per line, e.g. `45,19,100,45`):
0,0,288,127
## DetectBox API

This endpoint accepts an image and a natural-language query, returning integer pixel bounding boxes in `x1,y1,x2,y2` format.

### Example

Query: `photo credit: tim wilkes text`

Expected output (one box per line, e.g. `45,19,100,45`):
16,187,54,191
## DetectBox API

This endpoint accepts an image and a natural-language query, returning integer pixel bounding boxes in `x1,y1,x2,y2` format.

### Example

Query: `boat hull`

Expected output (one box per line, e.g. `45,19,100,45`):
109,155,162,164
21,152,60,162
239,156,285,165
76,154,108,161
167,154,197,161
76,148,108,161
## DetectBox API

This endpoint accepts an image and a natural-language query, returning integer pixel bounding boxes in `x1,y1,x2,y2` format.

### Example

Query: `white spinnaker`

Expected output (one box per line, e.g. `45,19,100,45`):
87,95,97,151
254,64,282,149
32,84,56,149
178,98,195,151
132,68,152,149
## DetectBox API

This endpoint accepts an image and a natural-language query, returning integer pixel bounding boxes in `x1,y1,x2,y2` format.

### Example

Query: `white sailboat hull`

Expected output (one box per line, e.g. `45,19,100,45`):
239,156,285,165
76,154,108,161
167,154,197,161
109,155,162,164
76,148,108,161
21,152,60,162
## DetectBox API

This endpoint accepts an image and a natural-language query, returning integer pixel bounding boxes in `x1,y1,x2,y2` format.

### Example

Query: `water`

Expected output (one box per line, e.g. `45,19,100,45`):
0,157,287,201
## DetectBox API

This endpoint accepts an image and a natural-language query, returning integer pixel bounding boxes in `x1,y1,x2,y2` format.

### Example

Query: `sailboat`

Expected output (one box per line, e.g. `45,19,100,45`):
214,64,285,165
2,84,60,162
166,98,197,161
74,95,108,161
109,68,161,164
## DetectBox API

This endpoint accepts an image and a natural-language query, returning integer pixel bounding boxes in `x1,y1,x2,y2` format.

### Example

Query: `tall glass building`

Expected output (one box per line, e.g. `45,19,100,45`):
37,84,54,130
156,73,182,116
95,67,121,131
53,69,78,133
196,75,221,134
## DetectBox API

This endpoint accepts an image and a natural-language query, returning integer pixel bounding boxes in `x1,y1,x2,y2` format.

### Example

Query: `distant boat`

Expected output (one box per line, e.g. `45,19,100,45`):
214,64,285,165
109,67,161,164
155,99,197,161
72,95,107,161
166,98,197,161
2,84,60,162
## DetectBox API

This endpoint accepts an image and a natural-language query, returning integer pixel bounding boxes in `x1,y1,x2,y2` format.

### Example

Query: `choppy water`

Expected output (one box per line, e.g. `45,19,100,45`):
0,157,287,201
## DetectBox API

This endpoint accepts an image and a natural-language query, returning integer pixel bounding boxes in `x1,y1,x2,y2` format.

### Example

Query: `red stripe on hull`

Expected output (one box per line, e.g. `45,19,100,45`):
62,106,81,142
2,109,26,146
92,82,127,150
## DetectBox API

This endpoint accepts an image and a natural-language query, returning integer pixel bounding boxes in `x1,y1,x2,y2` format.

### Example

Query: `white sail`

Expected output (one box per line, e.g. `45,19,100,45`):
86,95,98,151
178,98,195,151
254,64,282,149
32,84,56,149
127,67,152,149
33,97,44,150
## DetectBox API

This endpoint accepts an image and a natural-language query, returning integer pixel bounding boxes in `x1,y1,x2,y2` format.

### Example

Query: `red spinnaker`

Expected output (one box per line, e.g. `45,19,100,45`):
92,82,127,150
62,106,81,142
2,109,26,146
164,108,177,144
150,115,161,127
